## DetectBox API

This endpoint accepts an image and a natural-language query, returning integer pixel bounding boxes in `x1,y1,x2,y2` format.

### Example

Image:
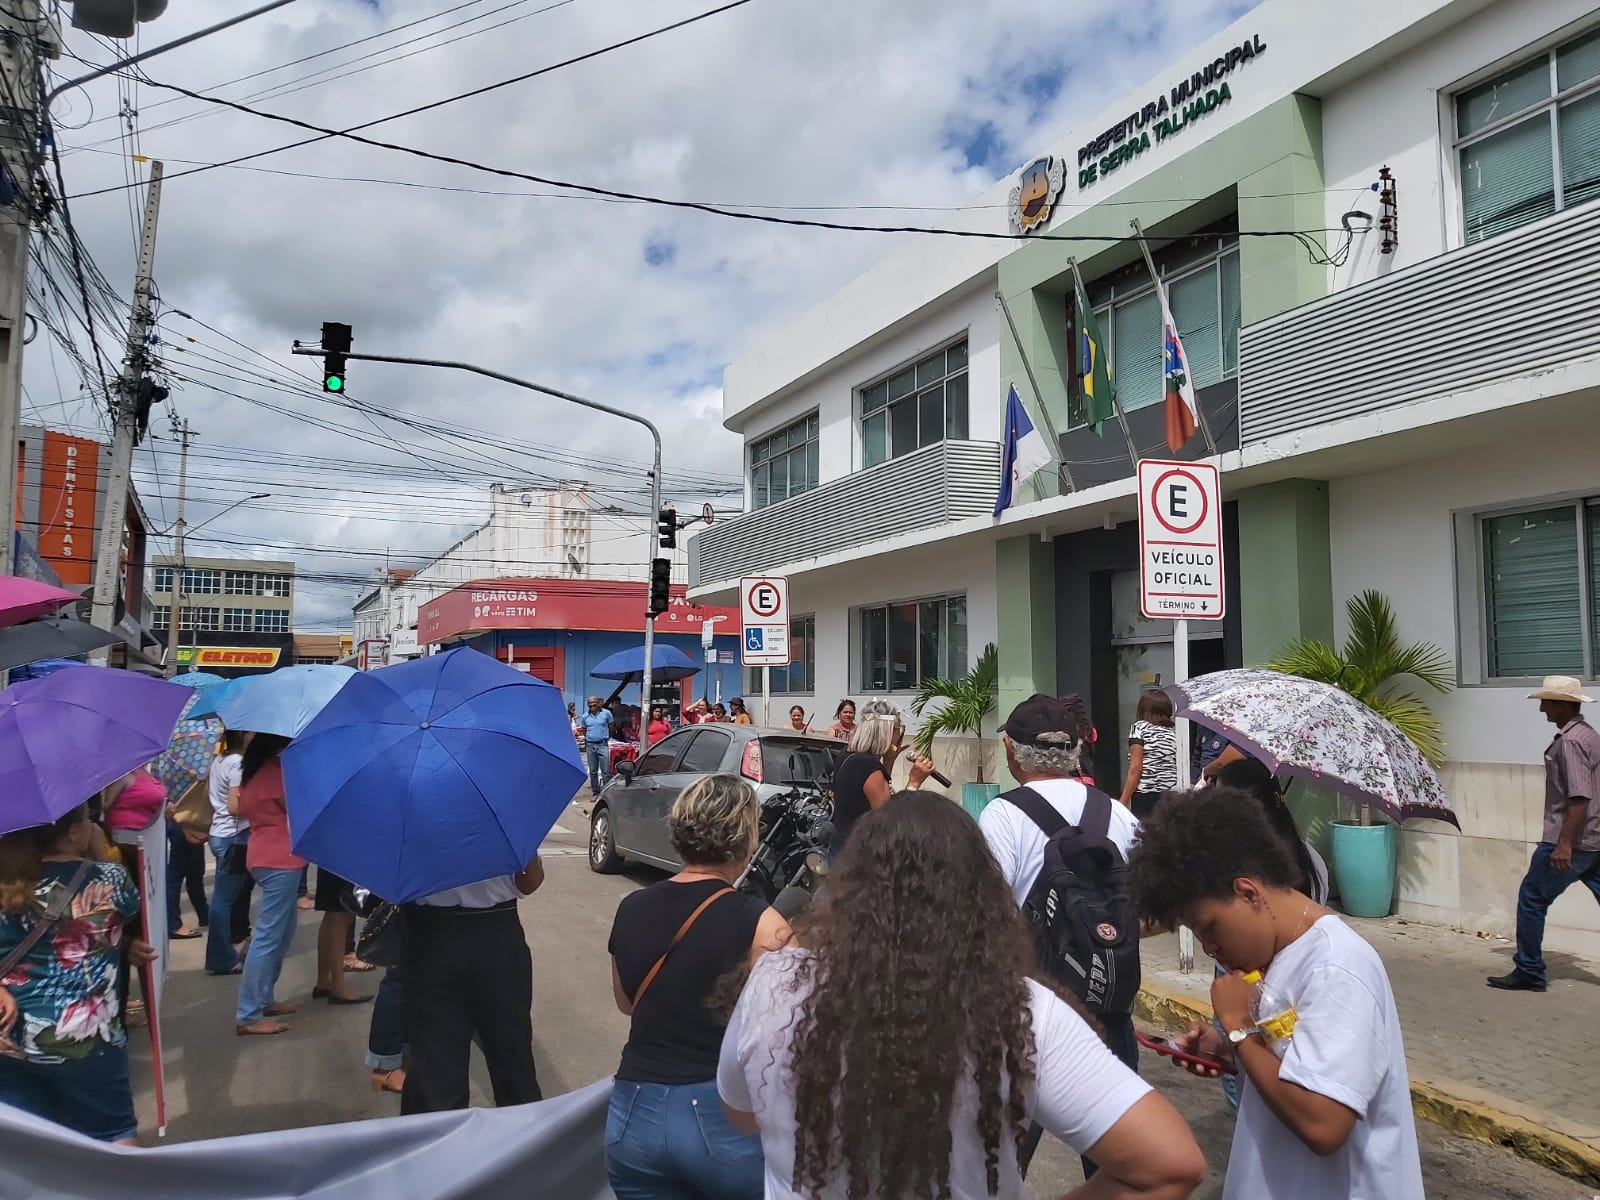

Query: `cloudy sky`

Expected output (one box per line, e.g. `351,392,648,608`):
31,0,1261,627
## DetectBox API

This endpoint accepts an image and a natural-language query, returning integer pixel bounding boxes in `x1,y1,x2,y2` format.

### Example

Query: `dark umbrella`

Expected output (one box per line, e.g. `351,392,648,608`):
590,644,701,684
0,617,121,673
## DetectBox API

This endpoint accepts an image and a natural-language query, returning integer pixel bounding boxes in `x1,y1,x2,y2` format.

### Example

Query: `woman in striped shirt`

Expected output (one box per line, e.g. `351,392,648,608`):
1119,690,1179,820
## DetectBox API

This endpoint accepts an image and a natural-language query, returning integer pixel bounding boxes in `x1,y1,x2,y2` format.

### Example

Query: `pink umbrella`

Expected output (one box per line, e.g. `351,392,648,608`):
0,576,79,629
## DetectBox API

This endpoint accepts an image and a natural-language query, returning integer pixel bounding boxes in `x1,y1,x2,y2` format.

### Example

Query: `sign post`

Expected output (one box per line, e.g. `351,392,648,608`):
1138,459,1225,972
740,576,790,725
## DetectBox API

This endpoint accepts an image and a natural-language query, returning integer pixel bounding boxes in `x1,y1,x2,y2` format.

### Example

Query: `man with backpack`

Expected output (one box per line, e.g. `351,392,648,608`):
979,694,1144,1176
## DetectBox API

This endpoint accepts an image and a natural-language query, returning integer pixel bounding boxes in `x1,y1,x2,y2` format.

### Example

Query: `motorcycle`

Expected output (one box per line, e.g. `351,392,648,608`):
738,768,836,918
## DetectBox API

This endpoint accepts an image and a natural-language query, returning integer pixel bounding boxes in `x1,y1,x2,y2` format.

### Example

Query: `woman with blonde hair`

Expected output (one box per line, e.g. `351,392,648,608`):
829,699,935,852
605,774,791,1199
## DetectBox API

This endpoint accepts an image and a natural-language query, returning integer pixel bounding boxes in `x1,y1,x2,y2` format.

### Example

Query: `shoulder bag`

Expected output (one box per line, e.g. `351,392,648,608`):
631,885,734,1009
0,861,95,982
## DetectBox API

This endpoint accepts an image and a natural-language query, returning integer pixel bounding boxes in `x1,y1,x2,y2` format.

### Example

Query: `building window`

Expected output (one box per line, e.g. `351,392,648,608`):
154,567,173,594
1455,26,1600,244
1070,231,1240,426
859,339,969,469
263,574,291,599
223,608,253,633
750,413,820,510
255,610,290,633
150,606,170,631
182,569,221,594
225,571,254,595
748,615,816,694
183,607,221,632
223,570,291,598
1481,499,1600,679
856,595,967,692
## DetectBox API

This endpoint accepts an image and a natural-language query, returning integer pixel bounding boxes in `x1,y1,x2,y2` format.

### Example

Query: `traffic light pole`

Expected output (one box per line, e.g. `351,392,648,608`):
289,347,665,708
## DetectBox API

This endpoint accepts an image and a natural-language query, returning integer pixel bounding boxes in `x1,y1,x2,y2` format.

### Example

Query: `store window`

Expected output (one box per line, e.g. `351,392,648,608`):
750,413,819,510
1069,231,1240,427
1480,498,1600,679
856,594,966,692
1455,26,1600,244
749,615,815,694
859,339,969,469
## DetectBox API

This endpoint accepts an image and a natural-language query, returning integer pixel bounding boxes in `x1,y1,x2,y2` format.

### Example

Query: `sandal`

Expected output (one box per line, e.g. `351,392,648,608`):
343,956,376,973
170,928,202,940
236,1020,290,1036
370,1068,406,1094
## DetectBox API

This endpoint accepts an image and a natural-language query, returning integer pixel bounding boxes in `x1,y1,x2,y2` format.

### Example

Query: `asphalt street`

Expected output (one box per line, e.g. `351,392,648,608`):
130,805,1588,1199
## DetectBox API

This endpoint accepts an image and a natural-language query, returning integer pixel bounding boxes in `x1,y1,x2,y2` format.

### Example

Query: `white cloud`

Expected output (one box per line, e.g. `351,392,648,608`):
30,0,1262,625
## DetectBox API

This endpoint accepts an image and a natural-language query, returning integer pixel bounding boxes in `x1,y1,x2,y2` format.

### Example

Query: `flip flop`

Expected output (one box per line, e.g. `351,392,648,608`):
236,1021,290,1036
169,928,202,940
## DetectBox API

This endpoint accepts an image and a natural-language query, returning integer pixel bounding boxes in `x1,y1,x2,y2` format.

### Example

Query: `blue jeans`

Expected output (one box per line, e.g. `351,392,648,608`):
366,966,405,1071
166,818,209,933
606,1079,764,1200
0,1042,136,1142
206,832,251,975
587,741,611,795
1513,843,1600,984
237,866,301,1024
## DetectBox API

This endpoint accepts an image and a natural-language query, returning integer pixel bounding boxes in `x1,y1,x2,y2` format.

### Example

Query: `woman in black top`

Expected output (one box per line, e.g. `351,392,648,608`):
830,699,935,852
606,774,790,1200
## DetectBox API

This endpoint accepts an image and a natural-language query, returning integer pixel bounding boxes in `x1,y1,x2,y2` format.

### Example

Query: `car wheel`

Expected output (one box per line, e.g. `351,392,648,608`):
589,804,623,874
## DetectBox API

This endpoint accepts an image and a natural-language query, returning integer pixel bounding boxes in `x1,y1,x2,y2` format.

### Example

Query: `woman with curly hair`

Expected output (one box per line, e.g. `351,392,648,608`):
607,775,791,1199
717,790,1204,1200
1128,787,1421,1200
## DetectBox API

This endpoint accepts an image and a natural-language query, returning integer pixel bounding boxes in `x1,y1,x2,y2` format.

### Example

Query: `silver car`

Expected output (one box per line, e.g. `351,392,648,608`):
588,724,843,873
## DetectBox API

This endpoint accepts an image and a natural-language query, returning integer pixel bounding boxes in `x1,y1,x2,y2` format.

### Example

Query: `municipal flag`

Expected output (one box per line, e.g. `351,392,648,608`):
994,385,1053,515
1158,285,1200,452
1073,276,1115,435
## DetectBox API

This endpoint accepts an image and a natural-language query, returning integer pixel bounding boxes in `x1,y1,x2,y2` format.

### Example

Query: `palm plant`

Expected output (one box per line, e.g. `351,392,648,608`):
1267,590,1454,823
911,643,999,782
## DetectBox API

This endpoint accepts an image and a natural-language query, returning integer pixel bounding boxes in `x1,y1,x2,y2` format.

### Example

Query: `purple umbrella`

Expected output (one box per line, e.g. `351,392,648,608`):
0,668,192,837
0,576,80,629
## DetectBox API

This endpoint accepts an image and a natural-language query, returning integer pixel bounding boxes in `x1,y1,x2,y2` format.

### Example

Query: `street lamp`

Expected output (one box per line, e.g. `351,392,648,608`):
165,492,272,676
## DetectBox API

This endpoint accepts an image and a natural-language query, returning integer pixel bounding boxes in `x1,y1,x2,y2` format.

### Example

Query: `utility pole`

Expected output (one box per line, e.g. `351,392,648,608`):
0,0,58,577
163,417,189,676
89,160,162,661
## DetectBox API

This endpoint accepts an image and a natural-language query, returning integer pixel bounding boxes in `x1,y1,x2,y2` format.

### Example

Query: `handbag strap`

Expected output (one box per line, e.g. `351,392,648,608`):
631,885,734,1010
0,860,94,982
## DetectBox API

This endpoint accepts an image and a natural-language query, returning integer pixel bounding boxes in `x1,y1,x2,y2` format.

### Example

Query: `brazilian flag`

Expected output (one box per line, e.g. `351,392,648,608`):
1074,276,1116,435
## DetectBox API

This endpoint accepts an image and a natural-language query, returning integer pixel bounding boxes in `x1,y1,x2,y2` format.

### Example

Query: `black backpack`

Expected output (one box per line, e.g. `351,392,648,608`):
1004,785,1141,1017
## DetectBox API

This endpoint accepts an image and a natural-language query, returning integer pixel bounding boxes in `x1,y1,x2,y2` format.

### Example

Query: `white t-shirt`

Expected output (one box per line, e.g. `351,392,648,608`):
978,779,1141,907
1225,915,1422,1200
416,877,521,908
208,752,245,838
717,947,1150,1200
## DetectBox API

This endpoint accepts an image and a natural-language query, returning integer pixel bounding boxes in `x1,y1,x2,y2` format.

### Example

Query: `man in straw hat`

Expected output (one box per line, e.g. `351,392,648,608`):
1488,676,1600,992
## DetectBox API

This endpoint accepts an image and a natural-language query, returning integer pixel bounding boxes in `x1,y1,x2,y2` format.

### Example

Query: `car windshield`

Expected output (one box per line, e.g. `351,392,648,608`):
759,737,844,786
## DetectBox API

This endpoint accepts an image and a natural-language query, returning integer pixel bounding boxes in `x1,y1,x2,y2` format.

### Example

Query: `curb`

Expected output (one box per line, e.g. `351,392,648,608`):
1135,982,1600,1188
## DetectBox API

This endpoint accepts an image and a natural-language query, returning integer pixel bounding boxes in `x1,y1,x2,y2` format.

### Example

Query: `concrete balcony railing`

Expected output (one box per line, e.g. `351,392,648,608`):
689,439,1003,589
1238,201,1600,443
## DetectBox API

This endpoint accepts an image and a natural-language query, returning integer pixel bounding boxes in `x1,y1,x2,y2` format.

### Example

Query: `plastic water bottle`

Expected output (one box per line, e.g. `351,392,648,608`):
1242,970,1297,1057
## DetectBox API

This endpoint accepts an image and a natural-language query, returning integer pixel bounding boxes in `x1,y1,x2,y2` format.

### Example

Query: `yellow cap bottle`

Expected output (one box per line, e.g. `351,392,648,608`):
1242,970,1262,984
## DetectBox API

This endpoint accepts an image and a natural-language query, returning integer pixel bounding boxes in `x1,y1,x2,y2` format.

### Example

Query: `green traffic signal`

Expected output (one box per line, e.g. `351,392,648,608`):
325,374,344,392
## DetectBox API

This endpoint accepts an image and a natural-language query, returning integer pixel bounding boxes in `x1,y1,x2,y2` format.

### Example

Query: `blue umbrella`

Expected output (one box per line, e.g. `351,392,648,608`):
170,670,229,692
0,669,191,837
182,677,243,721
282,648,584,903
590,644,701,684
213,664,356,738
4,657,87,682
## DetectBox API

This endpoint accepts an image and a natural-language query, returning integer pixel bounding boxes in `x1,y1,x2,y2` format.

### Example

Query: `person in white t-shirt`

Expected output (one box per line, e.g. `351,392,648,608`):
204,731,253,977
718,789,1205,1200
1129,787,1423,1200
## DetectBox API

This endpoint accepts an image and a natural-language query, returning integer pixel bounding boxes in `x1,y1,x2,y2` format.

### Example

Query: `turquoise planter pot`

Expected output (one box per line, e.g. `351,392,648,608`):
1330,821,1397,918
961,782,1002,820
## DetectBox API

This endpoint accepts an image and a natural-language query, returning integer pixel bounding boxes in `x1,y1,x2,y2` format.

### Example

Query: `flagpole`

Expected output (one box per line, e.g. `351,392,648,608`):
995,290,1075,494
1067,259,1140,472
1128,219,1218,456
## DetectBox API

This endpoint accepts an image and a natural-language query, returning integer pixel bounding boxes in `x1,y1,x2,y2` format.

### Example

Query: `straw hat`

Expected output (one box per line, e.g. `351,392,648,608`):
1527,676,1595,703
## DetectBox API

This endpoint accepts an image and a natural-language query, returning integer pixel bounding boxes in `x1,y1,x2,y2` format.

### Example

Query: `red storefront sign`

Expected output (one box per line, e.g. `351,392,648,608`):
35,432,100,587
418,577,739,645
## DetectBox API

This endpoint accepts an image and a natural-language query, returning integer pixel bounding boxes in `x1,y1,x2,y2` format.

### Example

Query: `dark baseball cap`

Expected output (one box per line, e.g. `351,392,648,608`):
1000,694,1080,750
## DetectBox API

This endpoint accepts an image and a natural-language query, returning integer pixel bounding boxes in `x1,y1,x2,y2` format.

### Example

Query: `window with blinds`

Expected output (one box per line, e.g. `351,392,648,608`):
1481,499,1600,680
1068,237,1240,426
1456,26,1600,244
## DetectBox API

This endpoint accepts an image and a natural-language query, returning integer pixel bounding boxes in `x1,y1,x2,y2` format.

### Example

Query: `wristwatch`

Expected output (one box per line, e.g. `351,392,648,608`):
1226,1025,1264,1045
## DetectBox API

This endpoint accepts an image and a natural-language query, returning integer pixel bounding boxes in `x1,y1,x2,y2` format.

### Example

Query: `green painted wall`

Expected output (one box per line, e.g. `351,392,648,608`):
996,534,1056,785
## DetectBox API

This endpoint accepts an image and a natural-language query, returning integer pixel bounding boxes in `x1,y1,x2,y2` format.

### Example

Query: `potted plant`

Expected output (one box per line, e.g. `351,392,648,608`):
1267,590,1453,917
911,643,1000,817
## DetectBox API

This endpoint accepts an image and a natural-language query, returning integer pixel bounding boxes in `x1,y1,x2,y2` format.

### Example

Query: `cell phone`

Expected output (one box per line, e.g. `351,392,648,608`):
1134,1029,1237,1075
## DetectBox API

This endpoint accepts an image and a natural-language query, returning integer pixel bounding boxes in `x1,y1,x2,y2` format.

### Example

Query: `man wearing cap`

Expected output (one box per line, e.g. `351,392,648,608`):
1488,676,1600,992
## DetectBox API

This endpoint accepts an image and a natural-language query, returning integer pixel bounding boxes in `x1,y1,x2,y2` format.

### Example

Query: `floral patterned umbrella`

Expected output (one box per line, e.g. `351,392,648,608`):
1165,668,1458,827
150,690,222,798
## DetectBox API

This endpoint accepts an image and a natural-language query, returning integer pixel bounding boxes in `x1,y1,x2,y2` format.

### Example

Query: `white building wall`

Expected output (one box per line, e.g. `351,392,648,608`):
1321,0,1599,288
1329,409,1600,957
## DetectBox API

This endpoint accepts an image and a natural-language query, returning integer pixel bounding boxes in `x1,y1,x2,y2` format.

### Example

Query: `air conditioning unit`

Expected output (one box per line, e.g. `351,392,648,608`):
70,0,168,39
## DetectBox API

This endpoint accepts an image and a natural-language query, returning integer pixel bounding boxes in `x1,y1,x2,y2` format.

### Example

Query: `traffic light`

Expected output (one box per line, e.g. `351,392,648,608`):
657,507,677,549
321,321,352,393
647,557,671,617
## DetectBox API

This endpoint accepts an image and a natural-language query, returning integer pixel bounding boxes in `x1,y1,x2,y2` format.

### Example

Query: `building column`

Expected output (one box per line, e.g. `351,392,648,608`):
996,534,1056,784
